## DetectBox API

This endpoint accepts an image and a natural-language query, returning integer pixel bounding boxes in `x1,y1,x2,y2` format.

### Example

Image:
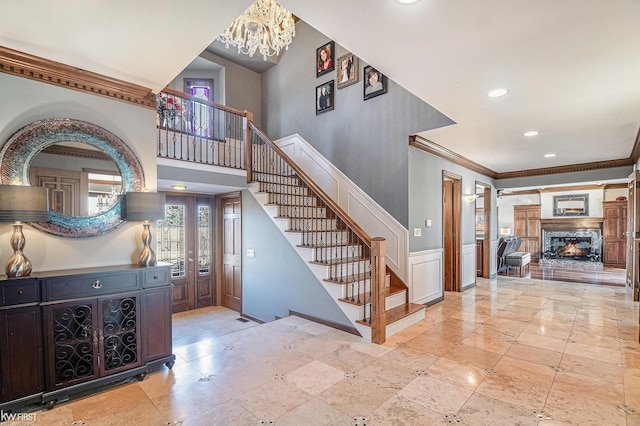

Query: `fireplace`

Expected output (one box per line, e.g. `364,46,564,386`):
542,230,601,262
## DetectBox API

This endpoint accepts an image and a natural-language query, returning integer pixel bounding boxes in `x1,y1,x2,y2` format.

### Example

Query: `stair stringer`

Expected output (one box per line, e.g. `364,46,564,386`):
249,183,425,340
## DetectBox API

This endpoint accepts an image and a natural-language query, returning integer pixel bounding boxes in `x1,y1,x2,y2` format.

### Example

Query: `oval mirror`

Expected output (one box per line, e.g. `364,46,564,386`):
0,118,145,237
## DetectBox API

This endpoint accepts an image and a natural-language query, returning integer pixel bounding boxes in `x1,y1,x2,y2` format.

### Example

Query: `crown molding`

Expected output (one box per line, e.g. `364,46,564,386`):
41,144,112,161
410,135,497,178
0,46,156,108
495,157,634,180
410,134,637,181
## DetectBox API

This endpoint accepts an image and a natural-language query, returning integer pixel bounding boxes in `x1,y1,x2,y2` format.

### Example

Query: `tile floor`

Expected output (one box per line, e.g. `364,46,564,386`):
31,276,640,425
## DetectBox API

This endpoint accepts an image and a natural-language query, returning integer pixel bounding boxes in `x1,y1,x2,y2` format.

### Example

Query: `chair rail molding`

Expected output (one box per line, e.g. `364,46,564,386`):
275,134,408,283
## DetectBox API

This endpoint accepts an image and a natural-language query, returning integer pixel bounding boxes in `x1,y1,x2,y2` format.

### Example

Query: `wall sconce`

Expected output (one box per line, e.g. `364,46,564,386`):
125,192,166,266
0,186,49,277
464,194,478,203
500,227,512,236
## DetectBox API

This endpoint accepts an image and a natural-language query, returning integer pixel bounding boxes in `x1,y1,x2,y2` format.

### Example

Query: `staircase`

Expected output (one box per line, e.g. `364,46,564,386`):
247,131,425,341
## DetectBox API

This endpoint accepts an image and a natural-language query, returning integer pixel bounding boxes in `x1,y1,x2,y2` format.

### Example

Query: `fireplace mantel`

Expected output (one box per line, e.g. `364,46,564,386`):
540,218,603,231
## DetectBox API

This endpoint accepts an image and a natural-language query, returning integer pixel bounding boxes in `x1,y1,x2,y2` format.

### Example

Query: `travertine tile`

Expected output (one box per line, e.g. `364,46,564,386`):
28,276,640,425
397,376,473,414
286,360,345,395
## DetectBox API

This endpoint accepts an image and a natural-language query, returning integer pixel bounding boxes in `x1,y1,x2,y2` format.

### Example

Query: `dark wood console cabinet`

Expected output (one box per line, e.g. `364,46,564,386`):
0,263,174,412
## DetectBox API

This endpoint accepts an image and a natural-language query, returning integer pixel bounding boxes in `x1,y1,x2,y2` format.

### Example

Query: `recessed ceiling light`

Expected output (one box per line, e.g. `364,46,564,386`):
395,0,420,4
544,153,556,158
171,184,187,190
524,131,539,137
488,89,508,98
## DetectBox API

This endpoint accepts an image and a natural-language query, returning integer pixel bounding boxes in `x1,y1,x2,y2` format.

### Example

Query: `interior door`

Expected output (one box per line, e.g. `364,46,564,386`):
158,195,214,313
627,171,640,301
443,173,461,292
219,194,242,312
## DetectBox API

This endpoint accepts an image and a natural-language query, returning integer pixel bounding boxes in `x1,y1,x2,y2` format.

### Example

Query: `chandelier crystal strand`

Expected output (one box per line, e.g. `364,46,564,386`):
217,0,295,60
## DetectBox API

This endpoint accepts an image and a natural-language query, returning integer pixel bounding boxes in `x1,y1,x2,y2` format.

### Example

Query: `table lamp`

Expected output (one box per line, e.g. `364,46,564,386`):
125,192,166,266
0,185,49,277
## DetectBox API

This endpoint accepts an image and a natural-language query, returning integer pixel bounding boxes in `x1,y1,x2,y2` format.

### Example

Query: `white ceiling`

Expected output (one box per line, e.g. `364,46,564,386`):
1,0,639,174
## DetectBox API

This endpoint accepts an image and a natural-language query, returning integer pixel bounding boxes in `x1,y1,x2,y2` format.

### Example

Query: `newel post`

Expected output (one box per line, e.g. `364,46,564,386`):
371,237,387,344
245,110,253,183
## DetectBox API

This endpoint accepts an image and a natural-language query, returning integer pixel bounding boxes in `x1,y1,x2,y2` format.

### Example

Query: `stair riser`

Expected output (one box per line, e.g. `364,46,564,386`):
320,261,371,280
288,218,337,231
298,245,362,262
266,193,318,206
277,206,327,218
339,291,408,320
259,182,309,196
291,230,350,244
253,173,300,186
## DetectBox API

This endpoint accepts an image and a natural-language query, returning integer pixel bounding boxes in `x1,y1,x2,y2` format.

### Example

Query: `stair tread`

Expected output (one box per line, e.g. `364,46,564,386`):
338,285,405,306
324,272,375,285
309,257,369,266
356,303,425,327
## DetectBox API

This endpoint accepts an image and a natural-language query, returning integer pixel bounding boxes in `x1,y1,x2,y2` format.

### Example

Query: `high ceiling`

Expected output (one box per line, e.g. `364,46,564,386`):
1,0,639,175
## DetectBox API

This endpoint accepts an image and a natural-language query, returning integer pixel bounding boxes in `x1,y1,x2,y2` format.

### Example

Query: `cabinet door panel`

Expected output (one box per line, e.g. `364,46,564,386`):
99,294,141,376
142,288,172,362
0,306,44,402
46,300,99,389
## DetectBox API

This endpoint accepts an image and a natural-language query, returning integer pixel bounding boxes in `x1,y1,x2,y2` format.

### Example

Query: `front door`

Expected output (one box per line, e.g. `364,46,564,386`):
157,194,214,313
219,193,242,312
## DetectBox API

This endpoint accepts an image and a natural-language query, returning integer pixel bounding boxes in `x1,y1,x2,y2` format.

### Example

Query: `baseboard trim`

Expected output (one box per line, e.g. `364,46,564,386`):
461,282,477,292
425,296,444,307
289,310,361,337
241,312,266,324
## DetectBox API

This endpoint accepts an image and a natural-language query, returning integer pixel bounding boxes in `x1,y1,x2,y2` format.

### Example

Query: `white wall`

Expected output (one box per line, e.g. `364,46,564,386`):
0,73,158,272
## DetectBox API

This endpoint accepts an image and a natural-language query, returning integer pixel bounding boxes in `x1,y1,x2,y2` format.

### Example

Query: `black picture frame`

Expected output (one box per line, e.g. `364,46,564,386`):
316,41,335,78
363,65,387,100
336,53,359,89
316,80,334,115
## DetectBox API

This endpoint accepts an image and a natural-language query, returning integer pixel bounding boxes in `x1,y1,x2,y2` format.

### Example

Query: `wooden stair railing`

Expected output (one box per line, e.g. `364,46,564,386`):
246,123,388,343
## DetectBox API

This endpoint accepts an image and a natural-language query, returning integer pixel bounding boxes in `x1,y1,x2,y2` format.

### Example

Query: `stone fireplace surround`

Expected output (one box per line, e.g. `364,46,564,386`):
540,218,603,262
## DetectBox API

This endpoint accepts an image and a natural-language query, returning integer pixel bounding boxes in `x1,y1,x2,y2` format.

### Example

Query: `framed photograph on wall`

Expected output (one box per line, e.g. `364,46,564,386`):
336,53,359,89
316,41,335,77
363,65,387,100
316,80,334,115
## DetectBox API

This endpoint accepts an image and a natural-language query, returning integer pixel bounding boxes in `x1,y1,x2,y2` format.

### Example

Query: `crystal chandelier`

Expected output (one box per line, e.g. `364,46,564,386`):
217,0,296,60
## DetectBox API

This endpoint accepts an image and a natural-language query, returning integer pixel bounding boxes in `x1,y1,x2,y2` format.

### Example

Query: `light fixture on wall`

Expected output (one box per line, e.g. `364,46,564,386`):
125,192,166,266
464,193,478,203
0,185,49,277
217,0,296,60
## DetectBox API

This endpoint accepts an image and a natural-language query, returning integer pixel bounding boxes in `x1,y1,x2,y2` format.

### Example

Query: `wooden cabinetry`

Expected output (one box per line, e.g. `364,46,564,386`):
476,240,484,277
513,204,541,261
0,278,44,408
603,200,627,265
0,263,174,411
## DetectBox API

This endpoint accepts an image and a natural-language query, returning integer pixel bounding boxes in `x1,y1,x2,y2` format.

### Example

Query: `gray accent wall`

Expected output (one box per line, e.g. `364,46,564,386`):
409,147,498,252
241,190,353,327
261,21,453,228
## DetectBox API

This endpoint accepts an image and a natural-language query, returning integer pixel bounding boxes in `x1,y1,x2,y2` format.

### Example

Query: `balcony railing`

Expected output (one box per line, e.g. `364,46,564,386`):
156,88,249,169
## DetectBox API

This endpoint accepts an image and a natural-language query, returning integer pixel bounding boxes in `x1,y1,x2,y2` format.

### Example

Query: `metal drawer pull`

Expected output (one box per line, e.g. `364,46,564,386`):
153,276,159,280
17,290,24,295
92,279,102,289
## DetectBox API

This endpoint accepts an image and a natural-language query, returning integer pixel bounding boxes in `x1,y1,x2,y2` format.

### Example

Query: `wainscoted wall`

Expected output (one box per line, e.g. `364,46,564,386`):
462,243,477,289
490,239,498,277
408,249,443,305
276,134,409,283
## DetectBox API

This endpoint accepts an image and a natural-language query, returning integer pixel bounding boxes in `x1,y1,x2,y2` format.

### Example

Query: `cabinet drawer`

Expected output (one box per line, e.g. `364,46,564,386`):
1,280,40,306
44,271,140,301
142,266,171,288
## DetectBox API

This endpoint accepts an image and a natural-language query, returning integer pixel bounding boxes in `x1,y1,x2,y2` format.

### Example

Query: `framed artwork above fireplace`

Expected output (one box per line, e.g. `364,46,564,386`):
553,194,589,216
